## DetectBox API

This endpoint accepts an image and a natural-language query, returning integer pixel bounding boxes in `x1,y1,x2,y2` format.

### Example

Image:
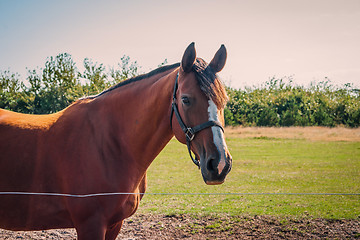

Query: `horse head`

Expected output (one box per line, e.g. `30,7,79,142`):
171,42,232,185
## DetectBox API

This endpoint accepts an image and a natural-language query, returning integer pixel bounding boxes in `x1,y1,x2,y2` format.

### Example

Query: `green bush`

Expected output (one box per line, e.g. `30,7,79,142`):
225,78,359,128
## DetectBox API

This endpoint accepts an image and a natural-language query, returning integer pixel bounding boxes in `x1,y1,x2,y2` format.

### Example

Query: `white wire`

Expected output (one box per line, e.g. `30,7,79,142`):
0,192,359,198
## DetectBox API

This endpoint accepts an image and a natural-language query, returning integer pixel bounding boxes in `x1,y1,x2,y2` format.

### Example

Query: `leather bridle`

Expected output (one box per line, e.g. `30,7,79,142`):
170,72,224,168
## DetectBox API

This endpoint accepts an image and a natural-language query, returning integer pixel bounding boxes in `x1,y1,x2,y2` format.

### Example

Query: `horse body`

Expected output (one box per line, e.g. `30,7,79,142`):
0,43,232,239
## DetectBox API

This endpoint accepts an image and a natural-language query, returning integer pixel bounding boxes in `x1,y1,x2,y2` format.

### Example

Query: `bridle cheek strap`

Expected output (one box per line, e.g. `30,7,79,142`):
170,72,224,168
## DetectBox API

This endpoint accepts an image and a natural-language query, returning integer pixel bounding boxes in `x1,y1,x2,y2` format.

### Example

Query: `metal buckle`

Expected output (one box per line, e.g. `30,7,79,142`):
185,128,195,141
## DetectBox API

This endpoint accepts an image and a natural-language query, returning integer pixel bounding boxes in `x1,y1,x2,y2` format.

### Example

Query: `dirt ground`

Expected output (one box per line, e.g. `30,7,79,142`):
1,214,359,239
118,214,360,239
1,127,359,239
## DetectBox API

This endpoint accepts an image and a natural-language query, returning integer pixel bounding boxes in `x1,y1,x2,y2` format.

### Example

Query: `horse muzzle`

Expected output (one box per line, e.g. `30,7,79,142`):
200,152,232,185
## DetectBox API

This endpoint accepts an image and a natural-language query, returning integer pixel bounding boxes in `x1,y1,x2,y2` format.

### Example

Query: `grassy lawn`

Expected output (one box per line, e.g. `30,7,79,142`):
138,129,360,219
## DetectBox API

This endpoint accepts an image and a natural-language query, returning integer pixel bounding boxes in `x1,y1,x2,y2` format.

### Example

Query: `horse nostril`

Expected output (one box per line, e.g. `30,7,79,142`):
207,158,217,173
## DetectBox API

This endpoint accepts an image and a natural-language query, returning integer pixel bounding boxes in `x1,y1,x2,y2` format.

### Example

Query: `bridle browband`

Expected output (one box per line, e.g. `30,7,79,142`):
170,72,224,168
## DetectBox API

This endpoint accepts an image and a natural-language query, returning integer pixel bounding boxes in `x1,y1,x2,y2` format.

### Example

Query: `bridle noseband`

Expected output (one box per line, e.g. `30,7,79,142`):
170,72,224,168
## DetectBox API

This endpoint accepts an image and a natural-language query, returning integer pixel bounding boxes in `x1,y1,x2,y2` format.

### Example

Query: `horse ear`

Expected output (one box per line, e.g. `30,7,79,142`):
209,44,227,73
181,42,196,73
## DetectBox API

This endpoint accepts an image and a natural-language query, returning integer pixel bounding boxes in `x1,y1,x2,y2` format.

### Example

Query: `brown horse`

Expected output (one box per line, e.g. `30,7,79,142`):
0,43,232,239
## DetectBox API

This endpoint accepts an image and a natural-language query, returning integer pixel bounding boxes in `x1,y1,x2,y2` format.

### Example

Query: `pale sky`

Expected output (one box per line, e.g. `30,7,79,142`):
0,0,359,89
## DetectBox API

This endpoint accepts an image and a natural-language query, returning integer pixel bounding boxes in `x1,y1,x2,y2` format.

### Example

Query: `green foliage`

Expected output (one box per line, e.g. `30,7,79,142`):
0,53,140,114
225,77,360,128
109,55,140,83
81,58,107,96
0,70,28,112
38,53,81,113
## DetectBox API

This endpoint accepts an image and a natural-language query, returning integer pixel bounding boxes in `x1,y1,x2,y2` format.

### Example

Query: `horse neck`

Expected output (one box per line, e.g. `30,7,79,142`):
90,68,178,172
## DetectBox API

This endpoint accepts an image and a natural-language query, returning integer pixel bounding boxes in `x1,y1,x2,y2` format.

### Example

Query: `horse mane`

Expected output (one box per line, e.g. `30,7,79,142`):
192,58,228,109
84,63,180,99
83,59,228,109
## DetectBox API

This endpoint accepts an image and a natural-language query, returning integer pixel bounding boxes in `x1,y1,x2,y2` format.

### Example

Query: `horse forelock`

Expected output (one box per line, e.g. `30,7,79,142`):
192,58,228,109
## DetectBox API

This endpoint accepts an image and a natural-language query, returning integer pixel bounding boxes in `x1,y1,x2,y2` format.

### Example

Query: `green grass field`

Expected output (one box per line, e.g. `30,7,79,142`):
138,133,360,219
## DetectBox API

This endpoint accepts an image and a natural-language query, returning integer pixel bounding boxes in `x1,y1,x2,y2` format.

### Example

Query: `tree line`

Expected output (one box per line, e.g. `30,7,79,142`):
1,53,359,127
0,53,140,114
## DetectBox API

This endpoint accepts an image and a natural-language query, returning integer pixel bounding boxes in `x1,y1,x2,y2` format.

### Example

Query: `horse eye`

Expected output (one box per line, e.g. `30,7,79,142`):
181,96,190,106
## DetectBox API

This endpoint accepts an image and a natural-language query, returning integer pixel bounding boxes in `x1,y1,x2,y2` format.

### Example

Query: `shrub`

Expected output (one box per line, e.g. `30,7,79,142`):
225,78,359,128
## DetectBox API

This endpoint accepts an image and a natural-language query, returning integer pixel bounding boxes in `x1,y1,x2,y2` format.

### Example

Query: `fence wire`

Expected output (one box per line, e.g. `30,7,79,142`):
0,192,359,198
